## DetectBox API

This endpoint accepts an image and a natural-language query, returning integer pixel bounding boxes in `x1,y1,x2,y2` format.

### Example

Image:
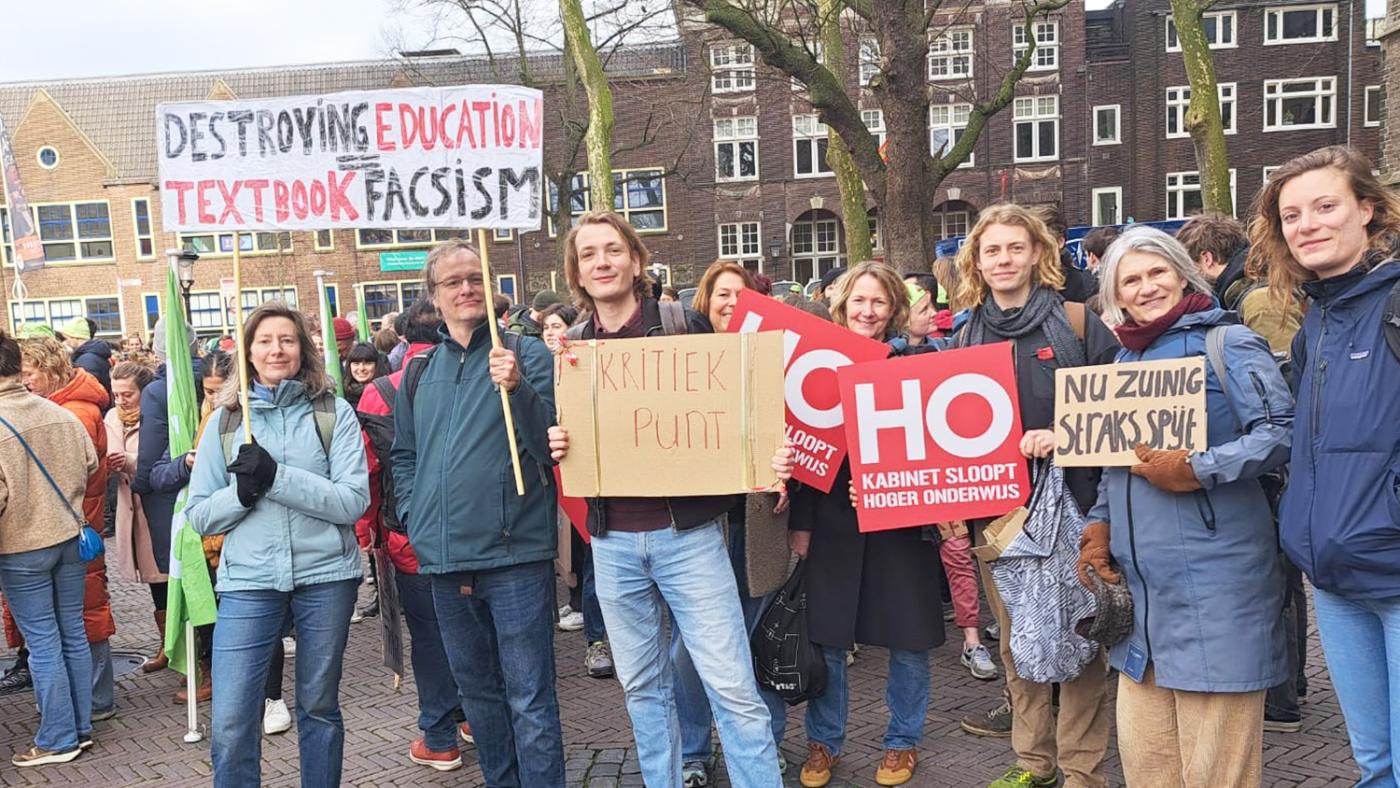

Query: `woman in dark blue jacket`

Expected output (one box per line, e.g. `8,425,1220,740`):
1250,145,1400,787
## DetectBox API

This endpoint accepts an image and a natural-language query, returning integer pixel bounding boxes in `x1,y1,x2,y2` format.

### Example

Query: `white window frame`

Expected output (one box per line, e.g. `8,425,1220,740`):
862,109,886,150
359,280,428,324
790,217,843,283
709,44,755,94
131,198,155,260
929,103,974,166
1264,4,1338,44
9,295,122,337
26,201,116,265
1165,169,1237,220
1165,11,1238,51
1365,85,1383,127
1263,166,1281,183
546,168,669,237
714,116,759,182
1093,105,1121,145
793,115,833,178
181,230,291,256
718,221,763,271
492,227,514,243
1013,95,1059,163
1166,83,1236,138
313,229,335,251
1012,20,1059,71
936,210,970,240
858,38,881,87
927,27,974,80
1263,77,1337,131
1091,187,1123,226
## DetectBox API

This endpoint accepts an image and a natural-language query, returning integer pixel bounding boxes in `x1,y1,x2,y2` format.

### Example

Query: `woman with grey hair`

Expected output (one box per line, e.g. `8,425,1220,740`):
1077,226,1295,786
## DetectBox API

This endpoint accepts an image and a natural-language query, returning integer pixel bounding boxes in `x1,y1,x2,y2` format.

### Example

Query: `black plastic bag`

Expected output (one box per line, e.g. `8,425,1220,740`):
751,560,826,705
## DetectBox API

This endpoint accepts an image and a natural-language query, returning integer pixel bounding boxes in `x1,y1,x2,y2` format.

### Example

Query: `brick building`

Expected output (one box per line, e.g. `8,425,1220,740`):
0,1,1382,337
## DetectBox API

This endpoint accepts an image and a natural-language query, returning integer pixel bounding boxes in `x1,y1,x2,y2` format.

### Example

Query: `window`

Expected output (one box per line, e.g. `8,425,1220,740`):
793,116,832,178
791,42,824,91
1166,11,1237,51
1013,20,1058,71
1365,85,1383,127
1166,83,1236,138
1093,105,1120,145
1264,77,1336,130
791,218,842,283
928,28,974,80
718,222,763,271
493,227,514,243
240,287,298,322
1013,96,1058,162
1263,166,1281,182
496,275,517,303
10,295,121,336
714,116,759,182
131,198,154,259
1265,5,1337,44
1165,169,1237,219
180,231,291,255
862,110,886,150
26,202,114,262
354,227,469,249
546,168,668,235
36,147,58,169
935,210,970,240
0,209,11,266
1092,187,1122,226
314,229,334,251
869,214,883,250
144,294,161,331
859,38,881,87
710,44,755,93
361,280,426,322
930,103,974,166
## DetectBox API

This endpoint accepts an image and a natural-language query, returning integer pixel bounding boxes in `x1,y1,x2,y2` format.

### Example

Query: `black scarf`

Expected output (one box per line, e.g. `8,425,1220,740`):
957,286,1087,368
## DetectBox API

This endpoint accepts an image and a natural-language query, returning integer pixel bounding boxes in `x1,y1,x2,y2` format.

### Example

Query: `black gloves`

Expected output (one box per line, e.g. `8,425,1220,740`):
227,442,278,508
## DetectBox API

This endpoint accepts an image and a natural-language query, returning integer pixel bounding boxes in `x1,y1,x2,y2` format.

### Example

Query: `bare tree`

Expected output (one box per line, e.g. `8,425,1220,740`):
1169,0,1232,215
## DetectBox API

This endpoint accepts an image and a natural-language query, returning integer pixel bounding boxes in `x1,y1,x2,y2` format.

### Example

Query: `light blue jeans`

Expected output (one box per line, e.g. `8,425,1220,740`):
90,639,113,716
592,520,781,788
0,537,90,752
1314,587,1400,787
803,645,930,754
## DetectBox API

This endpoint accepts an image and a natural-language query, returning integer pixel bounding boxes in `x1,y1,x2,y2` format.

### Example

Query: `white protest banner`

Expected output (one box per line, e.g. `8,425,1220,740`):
1053,357,1207,466
156,85,543,232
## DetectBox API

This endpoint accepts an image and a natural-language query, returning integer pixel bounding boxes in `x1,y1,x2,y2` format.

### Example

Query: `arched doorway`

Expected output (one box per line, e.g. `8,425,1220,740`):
789,208,844,285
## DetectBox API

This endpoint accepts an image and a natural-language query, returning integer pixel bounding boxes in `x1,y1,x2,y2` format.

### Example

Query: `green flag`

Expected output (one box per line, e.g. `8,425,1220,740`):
162,263,217,675
320,284,344,396
356,287,372,343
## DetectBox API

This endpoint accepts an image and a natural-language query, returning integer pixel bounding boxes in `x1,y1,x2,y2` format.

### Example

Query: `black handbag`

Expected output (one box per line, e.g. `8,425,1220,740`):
750,560,826,705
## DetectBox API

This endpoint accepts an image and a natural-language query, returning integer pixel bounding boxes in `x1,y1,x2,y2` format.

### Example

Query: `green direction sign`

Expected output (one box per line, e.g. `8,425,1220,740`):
380,250,429,272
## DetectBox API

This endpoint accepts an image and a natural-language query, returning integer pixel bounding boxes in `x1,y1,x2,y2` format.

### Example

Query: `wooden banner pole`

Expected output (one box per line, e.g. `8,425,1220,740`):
231,235,252,443
477,229,526,496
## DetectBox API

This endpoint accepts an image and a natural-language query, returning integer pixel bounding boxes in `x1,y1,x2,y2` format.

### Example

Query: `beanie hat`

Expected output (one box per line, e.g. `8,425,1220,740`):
818,266,847,293
19,323,57,340
905,281,929,307
60,316,92,340
1075,568,1134,649
332,317,355,341
151,317,196,362
532,290,561,311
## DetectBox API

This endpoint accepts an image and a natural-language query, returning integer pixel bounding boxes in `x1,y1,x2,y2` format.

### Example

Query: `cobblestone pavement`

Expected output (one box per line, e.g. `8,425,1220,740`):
0,566,1358,787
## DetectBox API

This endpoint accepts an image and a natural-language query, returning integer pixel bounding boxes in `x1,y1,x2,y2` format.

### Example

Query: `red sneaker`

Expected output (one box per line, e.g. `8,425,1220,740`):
409,738,462,772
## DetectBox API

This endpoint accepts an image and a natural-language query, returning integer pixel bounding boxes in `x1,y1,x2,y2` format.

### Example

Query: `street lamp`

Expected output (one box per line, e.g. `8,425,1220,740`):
165,248,199,321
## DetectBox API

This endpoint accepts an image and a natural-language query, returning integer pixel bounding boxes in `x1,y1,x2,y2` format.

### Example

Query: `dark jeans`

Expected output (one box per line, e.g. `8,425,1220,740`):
1266,558,1309,720
568,531,606,643
398,570,465,752
431,560,565,787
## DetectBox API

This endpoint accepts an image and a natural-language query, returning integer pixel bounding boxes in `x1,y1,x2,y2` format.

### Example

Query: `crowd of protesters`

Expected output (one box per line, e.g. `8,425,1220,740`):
0,142,1394,788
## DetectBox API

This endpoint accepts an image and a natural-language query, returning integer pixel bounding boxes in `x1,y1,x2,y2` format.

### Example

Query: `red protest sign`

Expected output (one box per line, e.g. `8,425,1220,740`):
838,342,1029,532
730,290,889,492
553,467,590,543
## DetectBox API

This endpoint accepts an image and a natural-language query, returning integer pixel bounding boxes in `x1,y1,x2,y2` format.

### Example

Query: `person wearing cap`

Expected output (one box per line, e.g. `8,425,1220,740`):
508,290,561,338
331,317,355,358
59,317,112,397
815,266,847,304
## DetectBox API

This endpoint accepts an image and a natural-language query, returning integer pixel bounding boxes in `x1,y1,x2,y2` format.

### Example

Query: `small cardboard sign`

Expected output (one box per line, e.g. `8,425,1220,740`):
1053,357,1207,466
729,290,890,493
555,332,785,497
839,342,1029,532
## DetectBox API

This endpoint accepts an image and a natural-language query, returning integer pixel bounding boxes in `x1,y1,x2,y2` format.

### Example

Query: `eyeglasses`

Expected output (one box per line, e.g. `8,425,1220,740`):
433,274,484,292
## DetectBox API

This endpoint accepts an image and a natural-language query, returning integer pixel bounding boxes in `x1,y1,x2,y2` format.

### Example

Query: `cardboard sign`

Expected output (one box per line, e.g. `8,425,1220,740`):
556,332,785,497
839,342,1029,532
156,85,543,231
730,290,890,492
1054,357,1208,466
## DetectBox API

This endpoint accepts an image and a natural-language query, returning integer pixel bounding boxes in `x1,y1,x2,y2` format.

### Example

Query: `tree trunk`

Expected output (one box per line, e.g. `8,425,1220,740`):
1171,0,1233,215
820,0,872,264
560,0,614,211
870,0,934,270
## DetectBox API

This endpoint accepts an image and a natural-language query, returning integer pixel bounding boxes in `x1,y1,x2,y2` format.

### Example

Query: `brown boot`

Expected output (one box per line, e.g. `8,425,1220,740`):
142,610,168,673
173,660,212,704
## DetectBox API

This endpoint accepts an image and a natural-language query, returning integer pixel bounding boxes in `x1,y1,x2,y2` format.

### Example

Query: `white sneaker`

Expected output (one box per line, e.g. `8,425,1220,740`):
263,698,292,735
349,608,364,624
557,604,573,618
557,611,584,631
282,637,296,658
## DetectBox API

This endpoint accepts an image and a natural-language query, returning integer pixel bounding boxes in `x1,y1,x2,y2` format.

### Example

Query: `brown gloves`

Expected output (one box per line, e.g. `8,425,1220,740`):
1129,444,1201,493
1077,521,1120,589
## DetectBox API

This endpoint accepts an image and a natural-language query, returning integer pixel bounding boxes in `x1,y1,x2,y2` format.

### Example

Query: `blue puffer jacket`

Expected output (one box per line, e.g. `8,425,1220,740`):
1088,308,1294,692
185,380,369,592
1280,261,1400,600
390,324,556,575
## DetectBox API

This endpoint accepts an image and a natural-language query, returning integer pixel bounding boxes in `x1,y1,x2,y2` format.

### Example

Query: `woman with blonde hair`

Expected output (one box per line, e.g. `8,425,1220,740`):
1252,145,1400,787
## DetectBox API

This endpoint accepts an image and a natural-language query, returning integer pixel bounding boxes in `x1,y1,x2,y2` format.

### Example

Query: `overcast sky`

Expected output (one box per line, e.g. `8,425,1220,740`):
0,0,1387,83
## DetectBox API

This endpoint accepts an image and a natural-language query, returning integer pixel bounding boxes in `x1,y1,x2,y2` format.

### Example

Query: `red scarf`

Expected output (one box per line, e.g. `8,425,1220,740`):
1114,292,1215,352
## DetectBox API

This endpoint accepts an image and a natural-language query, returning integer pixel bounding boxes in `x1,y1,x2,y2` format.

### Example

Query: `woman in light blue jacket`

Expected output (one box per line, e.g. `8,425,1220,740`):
186,302,369,788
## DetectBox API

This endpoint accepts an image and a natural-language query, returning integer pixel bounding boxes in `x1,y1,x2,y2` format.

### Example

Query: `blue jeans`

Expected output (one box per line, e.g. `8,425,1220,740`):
211,579,357,788
431,560,565,788
803,645,929,754
674,520,784,762
592,520,780,788
580,545,606,644
0,538,90,752
1314,588,1400,787
397,570,464,752
91,639,113,715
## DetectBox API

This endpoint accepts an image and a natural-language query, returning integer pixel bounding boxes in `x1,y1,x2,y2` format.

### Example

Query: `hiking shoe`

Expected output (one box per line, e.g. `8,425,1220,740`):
0,666,32,693
1263,715,1303,733
585,641,614,678
988,765,1058,787
409,738,462,771
263,698,292,735
558,610,584,631
800,742,839,787
682,760,709,787
962,644,999,681
961,699,1012,737
459,722,474,744
875,748,917,786
983,621,1000,641
11,746,81,767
